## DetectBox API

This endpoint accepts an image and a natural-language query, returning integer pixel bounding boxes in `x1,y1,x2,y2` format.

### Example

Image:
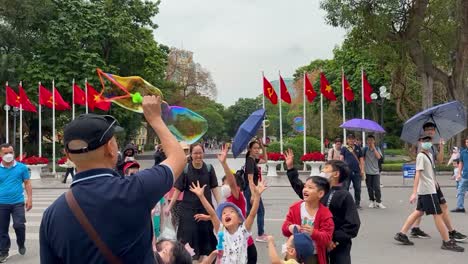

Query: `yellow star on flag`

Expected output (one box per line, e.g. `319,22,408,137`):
325,85,332,93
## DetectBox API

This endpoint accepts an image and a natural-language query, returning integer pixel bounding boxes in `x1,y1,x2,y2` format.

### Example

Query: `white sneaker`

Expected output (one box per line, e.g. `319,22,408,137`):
376,202,386,209
368,201,375,208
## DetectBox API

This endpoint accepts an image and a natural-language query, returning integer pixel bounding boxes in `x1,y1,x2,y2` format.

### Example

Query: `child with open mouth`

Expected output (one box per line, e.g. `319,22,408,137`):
189,177,267,264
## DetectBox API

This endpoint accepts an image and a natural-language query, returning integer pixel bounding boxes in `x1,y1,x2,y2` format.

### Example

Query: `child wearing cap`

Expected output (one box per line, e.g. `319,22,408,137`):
266,230,315,264
189,176,267,264
282,176,334,264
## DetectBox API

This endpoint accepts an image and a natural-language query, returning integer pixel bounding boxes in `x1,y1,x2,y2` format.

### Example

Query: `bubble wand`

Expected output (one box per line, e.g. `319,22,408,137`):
216,228,225,264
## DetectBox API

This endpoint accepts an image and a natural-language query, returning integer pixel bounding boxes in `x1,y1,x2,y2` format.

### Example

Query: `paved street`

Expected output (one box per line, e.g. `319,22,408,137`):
6,158,468,263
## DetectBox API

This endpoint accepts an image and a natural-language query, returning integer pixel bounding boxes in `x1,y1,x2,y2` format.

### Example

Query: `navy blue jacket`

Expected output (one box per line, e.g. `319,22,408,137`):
40,165,174,264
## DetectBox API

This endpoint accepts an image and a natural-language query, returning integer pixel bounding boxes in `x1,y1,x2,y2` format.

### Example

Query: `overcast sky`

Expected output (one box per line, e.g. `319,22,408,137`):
153,0,346,106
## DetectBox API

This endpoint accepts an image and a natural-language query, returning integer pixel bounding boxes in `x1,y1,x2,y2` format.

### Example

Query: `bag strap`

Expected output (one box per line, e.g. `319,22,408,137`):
347,146,361,164
65,191,123,264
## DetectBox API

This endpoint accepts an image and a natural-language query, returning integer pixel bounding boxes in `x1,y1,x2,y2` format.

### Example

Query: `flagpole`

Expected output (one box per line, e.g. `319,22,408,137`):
5,82,9,143
278,71,283,155
342,67,346,140
361,68,366,147
38,82,42,157
52,80,56,175
262,72,266,145
303,72,307,155
320,93,324,154
85,79,89,114
72,79,75,120
19,81,23,160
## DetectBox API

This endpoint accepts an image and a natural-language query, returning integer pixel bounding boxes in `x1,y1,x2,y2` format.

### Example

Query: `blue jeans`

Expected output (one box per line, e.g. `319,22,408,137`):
456,178,468,209
345,171,362,206
0,203,26,254
244,188,265,236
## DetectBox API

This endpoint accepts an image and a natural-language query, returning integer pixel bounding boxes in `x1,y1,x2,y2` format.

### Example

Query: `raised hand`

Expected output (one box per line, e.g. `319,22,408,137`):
142,95,162,123
251,178,268,197
189,181,206,197
217,144,229,164
284,149,294,170
194,214,210,222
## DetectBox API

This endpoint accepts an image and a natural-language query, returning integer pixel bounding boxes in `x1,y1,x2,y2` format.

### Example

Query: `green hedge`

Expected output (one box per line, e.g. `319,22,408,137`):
384,149,408,156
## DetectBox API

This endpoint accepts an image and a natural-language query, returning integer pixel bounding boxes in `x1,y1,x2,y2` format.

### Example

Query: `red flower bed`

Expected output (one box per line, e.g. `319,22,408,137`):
301,152,325,162
57,156,67,165
267,152,285,161
22,156,49,165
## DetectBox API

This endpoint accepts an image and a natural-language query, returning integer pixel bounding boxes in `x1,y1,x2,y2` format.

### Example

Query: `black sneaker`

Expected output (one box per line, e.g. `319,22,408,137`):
449,230,468,242
394,232,414,245
410,227,431,239
450,208,466,213
18,246,26,255
356,204,362,210
0,253,8,263
441,240,464,252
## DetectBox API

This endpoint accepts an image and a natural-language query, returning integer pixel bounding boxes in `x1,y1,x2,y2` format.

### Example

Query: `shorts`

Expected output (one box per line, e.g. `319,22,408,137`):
417,194,442,215
436,185,447,204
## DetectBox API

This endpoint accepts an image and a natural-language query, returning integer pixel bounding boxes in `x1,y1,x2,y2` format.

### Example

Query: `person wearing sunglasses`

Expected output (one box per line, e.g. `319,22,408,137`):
39,96,186,264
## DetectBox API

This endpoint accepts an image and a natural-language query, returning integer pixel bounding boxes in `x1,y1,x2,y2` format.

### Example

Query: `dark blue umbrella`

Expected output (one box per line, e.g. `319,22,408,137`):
231,109,266,158
400,101,466,144
340,118,386,133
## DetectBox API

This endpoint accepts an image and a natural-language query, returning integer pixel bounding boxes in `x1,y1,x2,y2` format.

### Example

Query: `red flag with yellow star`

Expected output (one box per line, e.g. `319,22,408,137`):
320,72,336,101
6,86,20,107
86,83,111,111
19,85,37,112
263,76,278,105
39,85,70,110
73,84,86,106
304,74,317,103
342,74,354,102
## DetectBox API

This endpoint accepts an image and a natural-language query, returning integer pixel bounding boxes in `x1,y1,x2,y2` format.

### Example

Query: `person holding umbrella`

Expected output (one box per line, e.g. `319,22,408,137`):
400,102,467,241
243,139,268,242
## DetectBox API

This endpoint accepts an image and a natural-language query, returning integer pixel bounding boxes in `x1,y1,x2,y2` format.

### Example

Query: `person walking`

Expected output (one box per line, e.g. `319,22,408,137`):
40,96,186,263
451,137,468,213
363,135,386,209
62,157,76,184
340,133,364,209
165,143,221,262
243,140,268,242
394,135,464,252
0,143,32,262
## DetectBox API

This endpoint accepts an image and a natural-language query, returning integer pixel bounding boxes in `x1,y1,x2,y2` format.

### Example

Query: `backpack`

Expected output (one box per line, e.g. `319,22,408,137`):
235,167,248,191
363,146,384,172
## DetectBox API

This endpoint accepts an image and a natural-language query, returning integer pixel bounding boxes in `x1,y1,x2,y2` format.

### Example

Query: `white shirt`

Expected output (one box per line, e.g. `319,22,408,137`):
300,202,316,253
220,224,251,264
416,152,437,195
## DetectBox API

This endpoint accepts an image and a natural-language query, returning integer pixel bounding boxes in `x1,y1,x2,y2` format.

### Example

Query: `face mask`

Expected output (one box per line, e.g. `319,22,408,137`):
281,243,288,255
421,142,432,150
319,172,332,179
2,153,14,163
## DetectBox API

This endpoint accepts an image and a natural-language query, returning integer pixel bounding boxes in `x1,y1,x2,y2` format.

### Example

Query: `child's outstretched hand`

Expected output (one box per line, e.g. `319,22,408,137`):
217,144,228,164
284,149,294,170
190,181,206,197
250,178,268,197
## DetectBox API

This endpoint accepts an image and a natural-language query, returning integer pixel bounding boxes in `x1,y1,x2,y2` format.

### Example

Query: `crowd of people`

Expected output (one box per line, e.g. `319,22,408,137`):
0,95,466,264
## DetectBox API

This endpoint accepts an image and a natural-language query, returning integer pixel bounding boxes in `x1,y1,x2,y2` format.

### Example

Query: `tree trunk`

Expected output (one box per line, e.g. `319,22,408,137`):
421,73,433,109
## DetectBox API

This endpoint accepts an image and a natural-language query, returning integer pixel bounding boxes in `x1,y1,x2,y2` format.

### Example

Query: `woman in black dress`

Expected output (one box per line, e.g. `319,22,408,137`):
243,140,268,242
166,143,220,261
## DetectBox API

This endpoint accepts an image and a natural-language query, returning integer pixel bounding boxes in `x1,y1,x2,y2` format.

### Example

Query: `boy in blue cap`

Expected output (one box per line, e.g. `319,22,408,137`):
266,228,315,264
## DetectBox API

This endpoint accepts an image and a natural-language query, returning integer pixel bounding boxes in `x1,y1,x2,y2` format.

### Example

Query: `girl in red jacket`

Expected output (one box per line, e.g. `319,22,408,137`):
282,176,334,264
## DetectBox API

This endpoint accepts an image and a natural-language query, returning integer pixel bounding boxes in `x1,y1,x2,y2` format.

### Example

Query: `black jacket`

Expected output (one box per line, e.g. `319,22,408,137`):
286,168,361,244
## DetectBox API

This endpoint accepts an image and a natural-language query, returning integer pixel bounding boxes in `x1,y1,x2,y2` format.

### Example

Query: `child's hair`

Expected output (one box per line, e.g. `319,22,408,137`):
305,176,330,194
221,176,227,183
453,159,460,164
325,160,350,183
156,239,192,264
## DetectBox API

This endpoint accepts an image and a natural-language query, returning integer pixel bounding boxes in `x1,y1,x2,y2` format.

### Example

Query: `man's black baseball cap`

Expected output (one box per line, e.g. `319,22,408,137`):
64,114,123,154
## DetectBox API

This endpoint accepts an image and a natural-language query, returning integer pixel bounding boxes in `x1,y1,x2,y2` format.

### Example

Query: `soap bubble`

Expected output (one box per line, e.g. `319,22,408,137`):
97,69,207,144
293,116,304,132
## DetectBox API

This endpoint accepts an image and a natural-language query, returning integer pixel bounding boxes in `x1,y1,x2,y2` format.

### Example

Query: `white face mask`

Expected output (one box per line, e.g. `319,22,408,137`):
281,243,288,255
2,153,14,163
319,172,332,179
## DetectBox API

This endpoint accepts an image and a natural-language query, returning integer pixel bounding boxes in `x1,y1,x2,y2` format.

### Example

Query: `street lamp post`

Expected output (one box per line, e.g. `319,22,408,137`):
371,86,391,148
12,107,19,150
